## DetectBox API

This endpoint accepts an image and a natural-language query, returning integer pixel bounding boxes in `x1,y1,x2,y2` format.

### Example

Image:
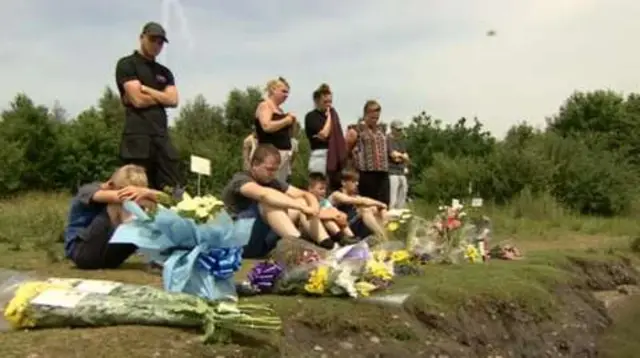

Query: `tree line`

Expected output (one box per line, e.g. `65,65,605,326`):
0,87,637,216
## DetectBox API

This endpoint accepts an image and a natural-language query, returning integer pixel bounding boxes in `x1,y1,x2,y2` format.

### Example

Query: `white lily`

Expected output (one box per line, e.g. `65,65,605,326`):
195,207,211,219
176,196,198,212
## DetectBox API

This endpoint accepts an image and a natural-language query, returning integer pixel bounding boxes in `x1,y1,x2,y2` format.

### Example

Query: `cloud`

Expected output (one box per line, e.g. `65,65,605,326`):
0,0,639,136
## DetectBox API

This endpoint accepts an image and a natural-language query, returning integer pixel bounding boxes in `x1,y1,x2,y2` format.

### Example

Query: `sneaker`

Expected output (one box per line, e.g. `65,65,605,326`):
318,238,336,250
338,236,360,246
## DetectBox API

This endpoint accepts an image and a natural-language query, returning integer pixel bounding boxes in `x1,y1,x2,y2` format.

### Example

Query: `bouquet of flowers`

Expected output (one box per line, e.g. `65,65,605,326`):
385,209,414,244
166,193,225,224
406,199,491,264
370,247,424,276
242,242,395,299
110,191,247,301
0,271,281,343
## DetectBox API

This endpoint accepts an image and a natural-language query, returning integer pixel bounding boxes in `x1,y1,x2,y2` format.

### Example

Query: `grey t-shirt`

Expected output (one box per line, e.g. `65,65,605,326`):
388,135,408,175
64,182,108,257
221,172,289,217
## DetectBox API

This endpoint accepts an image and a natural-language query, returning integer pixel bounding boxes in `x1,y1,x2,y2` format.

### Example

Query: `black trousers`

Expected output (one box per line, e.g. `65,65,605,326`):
71,211,137,270
358,171,390,206
120,134,183,191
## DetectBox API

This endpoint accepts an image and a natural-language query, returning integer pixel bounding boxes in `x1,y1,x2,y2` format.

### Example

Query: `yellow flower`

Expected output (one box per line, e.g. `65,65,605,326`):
366,259,393,281
4,281,74,329
373,250,389,262
355,281,377,297
304,266,329,294
464,244,482,263
390,250,410,263
386,221,400,232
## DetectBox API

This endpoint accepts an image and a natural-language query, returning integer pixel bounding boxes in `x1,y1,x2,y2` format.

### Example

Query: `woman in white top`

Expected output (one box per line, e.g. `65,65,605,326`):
288,123,300,182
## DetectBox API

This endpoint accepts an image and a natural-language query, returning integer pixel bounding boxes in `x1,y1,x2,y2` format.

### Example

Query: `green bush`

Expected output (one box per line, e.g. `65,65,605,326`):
0,87,638,217
548,137,635,216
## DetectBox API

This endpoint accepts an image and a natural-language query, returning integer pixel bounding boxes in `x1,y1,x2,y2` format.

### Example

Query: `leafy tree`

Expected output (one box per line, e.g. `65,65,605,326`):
0,94,63,190
0,86,638,216
223,87,263,137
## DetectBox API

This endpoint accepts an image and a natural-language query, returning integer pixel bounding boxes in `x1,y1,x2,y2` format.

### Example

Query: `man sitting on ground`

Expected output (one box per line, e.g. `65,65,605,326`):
307,172,360,246
222,144,336,259
328,169,388,240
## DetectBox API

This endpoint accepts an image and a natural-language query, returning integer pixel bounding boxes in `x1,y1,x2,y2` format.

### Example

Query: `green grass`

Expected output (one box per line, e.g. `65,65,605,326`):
0,192,639,357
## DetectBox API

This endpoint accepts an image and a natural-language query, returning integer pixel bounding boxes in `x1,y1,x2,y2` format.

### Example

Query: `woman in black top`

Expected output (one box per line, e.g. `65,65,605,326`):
304,83,347,191
254,77,297,182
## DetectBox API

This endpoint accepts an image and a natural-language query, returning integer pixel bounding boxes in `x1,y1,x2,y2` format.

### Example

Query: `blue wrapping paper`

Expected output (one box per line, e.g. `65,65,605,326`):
110,201,248,300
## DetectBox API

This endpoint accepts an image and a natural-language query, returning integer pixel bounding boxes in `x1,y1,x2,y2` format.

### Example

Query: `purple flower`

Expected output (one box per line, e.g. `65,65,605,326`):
247,261,284,293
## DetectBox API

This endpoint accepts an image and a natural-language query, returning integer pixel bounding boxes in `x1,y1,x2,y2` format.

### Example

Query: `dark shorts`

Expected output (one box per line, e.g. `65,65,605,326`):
120,134,182,191
71,211,137,270
358,171,390,206
344,206,371,239
234,204,279,259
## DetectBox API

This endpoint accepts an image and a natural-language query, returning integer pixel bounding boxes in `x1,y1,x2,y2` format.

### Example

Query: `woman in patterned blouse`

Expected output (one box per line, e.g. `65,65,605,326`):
345,100,390,206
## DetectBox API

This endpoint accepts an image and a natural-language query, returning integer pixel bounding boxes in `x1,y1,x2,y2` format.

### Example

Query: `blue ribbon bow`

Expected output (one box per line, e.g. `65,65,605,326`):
198,247,243,280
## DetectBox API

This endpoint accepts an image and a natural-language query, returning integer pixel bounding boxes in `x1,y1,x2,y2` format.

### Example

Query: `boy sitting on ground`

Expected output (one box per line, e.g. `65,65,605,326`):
307,172,360,246
221,144,336,258
64,164,162,270
328,169,388,240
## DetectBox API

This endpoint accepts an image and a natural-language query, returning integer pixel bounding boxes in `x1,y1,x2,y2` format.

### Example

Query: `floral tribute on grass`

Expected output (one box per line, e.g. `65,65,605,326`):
242,241,397,299
239,200,500,300
110,190,247,301
0,271,281,343
399,199,493,265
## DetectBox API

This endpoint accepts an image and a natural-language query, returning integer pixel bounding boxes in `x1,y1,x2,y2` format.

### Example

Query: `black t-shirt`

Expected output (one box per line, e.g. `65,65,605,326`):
304,109,329,150
221,172,289,217
115,51,175,136
255,112,292,150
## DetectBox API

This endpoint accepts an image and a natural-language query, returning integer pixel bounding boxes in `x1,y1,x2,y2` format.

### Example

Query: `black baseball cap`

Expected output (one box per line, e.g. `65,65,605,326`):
141,22,169,43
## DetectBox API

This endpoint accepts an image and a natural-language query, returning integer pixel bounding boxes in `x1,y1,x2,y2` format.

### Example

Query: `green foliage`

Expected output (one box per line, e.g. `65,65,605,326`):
1,86,639,216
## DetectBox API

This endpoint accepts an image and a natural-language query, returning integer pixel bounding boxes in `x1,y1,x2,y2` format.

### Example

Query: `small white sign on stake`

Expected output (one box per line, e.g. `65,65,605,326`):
471,198,484,207
190,155,211,196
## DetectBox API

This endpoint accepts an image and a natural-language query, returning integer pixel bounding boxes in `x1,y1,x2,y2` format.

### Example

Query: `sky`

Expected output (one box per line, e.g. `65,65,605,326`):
0,0,638,137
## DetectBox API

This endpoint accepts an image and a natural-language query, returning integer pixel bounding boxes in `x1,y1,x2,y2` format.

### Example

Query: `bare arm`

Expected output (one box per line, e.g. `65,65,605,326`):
256,102,293,133
115,59,158,108
330,191,385,208
318,207,344,221
242,135,254,158
345,128,358,152
286,185,320,210
239,182,304,211
91,189,124,204
141,85,179,108
315,110,332,140
122,81,158,108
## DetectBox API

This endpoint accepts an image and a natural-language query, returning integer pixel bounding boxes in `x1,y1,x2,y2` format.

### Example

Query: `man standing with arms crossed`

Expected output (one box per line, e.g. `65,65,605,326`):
115,22,183,195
